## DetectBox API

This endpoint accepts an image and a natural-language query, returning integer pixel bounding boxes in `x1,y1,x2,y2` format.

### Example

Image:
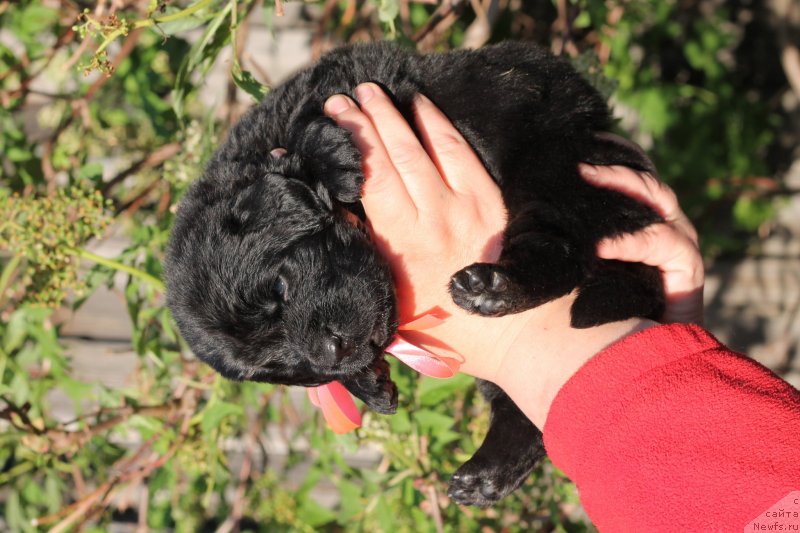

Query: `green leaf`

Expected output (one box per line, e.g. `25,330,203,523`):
297,496,337,527
3,310,27,353
631,88,673,136
200,400,243,434
388,409,412,433
413,409,454,434
733,196,775,232
79,162,104,181
232,64,269,102
5,490,25,532
574,11,592,29
10,372,30,405
7,147,32,162
60,377,95,408
13,3,59,41
429,428,460,454
378,0,399,23
337,479,363,522
172,2,233,121
22,476,46,505
374,495,394,532
417,373,472,406
156,14,213,36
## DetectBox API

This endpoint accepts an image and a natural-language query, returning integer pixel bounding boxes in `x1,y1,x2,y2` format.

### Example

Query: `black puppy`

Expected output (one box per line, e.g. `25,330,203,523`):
164,41,664,506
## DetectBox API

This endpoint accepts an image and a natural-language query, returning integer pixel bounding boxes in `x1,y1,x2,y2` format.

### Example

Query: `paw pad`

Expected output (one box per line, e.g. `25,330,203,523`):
449,264,513,316
448,464,503,507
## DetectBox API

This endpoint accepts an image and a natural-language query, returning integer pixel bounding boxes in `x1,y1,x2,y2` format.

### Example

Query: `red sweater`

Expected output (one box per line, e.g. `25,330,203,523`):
543,324,800,531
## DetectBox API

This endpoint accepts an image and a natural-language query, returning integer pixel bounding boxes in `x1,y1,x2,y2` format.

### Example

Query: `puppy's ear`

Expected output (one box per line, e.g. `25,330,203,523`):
584,132,658,177
339,358,398,415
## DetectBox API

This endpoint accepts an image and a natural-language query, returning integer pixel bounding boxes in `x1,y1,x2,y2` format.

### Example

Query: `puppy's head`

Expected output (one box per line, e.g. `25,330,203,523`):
165,157,399,413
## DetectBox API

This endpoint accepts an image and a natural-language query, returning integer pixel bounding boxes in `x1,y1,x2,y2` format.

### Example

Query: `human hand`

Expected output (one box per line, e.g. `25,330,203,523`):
323,83,526,375
323,85,654,429
323,84,507,322
578,164,704,325
323,85,505,317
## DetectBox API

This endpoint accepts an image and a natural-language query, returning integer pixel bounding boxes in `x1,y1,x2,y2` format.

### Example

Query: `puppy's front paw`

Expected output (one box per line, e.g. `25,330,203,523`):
296,118,364,203
449,264,514,316
340,357,398,414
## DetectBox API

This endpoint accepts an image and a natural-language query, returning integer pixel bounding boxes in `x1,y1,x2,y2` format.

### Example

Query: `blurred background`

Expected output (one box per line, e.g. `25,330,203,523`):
1,0,798,531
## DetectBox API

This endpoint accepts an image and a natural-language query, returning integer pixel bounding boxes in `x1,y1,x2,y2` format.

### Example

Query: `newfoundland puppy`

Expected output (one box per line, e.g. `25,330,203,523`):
164,41,664,506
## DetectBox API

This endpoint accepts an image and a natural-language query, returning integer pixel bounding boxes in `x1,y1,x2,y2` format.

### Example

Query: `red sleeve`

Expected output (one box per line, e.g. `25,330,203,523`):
543,323,800,531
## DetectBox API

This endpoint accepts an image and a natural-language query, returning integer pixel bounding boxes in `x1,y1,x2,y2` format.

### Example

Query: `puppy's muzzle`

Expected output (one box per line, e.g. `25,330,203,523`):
324,333,356,362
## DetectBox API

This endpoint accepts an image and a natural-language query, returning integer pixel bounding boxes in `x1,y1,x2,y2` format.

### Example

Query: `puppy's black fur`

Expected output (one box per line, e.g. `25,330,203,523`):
165,42,665,507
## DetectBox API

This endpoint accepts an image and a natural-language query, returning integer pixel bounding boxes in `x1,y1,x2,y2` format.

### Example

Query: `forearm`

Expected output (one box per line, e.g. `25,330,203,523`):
540,323,800,530
490,294,657,428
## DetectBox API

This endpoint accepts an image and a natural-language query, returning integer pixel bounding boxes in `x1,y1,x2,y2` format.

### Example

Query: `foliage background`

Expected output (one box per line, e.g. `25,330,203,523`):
1,0,798,531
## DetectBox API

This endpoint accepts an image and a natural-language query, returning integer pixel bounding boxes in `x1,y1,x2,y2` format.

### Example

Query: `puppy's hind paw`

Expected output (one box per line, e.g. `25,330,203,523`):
449,264,514,316
448,458,514,507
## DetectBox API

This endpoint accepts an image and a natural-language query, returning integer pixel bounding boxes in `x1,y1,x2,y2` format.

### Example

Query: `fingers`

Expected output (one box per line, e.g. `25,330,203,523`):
578,163,682,222
324,92,414,220
350,84,449,205
411,94,500,198
597,224,704,319
597,224,688,269
582,162,705,324
581,161,700,259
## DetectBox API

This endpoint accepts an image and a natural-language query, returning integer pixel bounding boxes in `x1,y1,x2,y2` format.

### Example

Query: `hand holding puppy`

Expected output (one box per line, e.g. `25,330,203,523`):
324,84,703,427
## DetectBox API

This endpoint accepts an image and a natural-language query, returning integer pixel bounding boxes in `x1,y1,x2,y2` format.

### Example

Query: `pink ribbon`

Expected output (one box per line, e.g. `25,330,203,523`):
307,313,462,433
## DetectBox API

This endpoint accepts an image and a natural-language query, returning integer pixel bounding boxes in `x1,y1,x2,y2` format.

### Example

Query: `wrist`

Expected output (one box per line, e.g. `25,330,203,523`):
489,299,657,428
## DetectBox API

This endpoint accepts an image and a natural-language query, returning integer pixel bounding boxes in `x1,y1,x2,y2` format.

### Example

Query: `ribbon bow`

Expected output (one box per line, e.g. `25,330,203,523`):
307,313,462,433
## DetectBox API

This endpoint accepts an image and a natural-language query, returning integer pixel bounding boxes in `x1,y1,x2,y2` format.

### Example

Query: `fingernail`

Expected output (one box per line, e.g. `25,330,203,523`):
325,95,351,116
355,83,375,104
579,163,598,176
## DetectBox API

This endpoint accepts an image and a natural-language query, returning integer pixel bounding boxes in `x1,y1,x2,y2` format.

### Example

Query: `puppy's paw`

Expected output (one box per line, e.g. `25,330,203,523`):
449,264,514,316
296,118,364,203
448,456,521,507
340,357,398,414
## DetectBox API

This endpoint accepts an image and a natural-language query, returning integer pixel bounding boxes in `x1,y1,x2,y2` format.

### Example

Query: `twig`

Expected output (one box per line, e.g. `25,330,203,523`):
780,43,800,100
136,484,149,533
71,465,88,500
116,178,163,216
36,384,202,529
312,0,340,60
0,399,45,434
101,142,180,196
42,27,144,193
597,5,624,64
0,28,76,108
63,0,109,72
412,0,467,44
215,413,261,533
771,0,800,99
461,0,499,49
242,51,274,87
425,484,445,533
552,0,578,57
0,254,22,311
70,247,164,291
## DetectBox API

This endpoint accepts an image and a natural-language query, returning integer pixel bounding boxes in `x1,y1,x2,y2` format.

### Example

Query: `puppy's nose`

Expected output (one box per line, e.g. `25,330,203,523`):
325,333,355,362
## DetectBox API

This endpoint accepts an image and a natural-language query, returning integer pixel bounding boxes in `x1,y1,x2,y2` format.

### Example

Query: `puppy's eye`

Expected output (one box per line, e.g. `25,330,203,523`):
272,275,288,302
